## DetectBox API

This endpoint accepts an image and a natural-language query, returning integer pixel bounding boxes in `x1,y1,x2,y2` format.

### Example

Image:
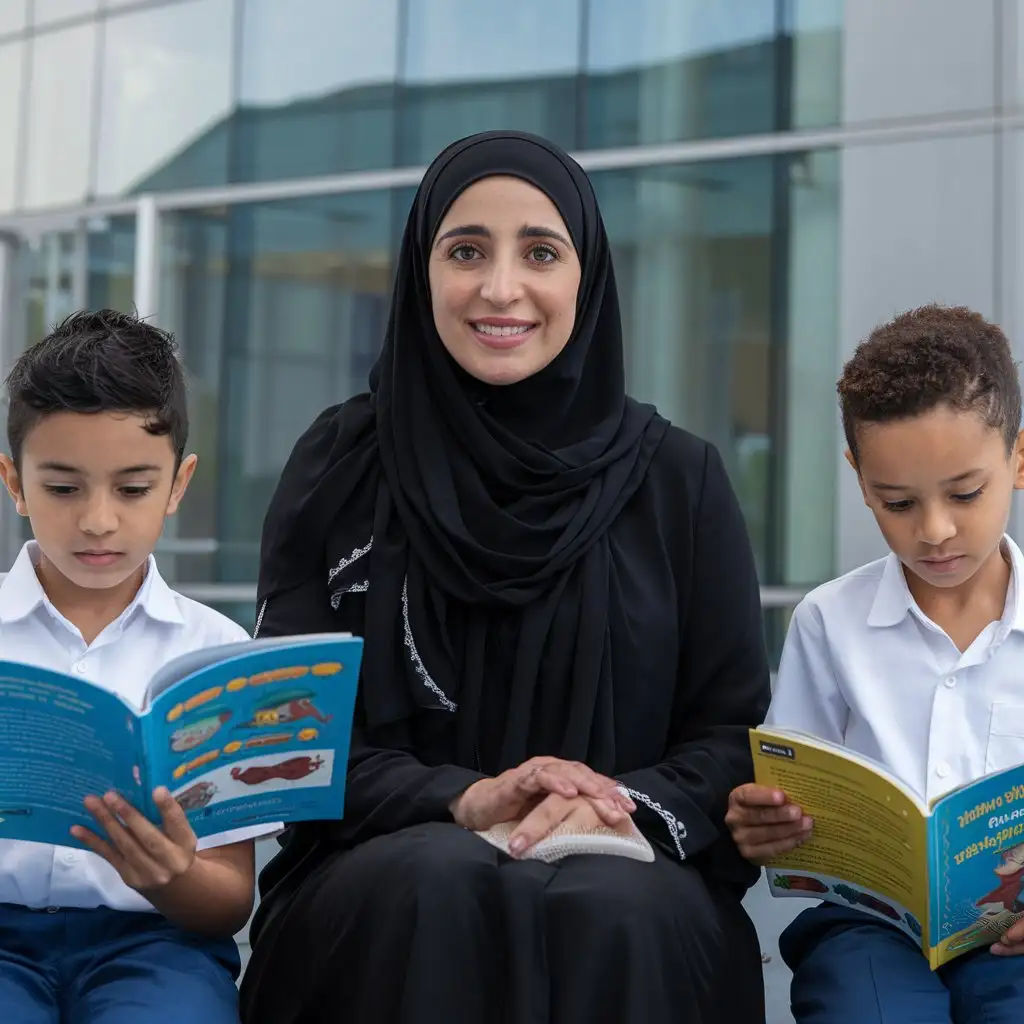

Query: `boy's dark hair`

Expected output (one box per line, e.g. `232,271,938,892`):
839,304,1022,462
6,309,188,467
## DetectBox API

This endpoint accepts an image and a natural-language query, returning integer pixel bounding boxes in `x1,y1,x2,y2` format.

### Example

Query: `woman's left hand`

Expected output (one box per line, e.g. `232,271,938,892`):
72,787,197,893
507,793,635,857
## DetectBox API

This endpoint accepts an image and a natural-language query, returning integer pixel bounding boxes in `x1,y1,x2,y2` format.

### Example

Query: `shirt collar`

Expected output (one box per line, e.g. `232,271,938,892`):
867,534,1024,633
0,542,184,627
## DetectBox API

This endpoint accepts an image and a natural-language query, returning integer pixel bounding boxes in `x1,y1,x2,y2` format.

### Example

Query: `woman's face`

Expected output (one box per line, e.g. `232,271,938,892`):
428,176,582,386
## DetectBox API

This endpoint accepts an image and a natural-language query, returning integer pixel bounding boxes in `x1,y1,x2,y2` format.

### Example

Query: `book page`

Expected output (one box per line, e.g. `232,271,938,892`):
927,763,1024,967
144,636,362,838
0,661,144,845
751,729,930,943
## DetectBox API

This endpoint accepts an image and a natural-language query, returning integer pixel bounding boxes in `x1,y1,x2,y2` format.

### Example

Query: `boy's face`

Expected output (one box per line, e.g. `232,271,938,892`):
0,411,195,595
849,405,1024,591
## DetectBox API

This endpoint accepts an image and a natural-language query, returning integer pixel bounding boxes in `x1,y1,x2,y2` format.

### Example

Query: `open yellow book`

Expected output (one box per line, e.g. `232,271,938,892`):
750,726,1024,969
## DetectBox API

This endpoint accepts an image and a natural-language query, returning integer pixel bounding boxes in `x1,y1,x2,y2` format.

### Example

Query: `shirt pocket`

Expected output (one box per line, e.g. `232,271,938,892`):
985,703,1024,774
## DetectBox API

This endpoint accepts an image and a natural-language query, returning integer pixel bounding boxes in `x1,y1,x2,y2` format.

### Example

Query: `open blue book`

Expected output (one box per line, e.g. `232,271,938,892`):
0,632,362,846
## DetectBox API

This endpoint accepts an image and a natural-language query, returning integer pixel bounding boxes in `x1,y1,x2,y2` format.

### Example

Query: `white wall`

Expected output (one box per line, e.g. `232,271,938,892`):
835,1,1005,573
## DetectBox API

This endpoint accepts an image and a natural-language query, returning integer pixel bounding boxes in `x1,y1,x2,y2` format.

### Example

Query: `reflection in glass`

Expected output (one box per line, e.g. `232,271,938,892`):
23,24,97,209
0,0,28,35
161,193,395,584
32,0,97,26
584,0,842,147
397,0,581,164
592,152,839,591
96,0,234,196
85,215,135,311
237,0,400,181
0,42,24,211
789,0,843,129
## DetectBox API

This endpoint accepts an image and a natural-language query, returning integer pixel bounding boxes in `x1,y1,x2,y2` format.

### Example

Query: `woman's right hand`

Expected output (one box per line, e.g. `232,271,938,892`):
450,757,634,832
725,783,813,864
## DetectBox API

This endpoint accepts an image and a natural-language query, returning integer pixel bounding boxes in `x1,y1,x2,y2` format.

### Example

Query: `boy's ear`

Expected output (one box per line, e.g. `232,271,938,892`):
1013,429,1024,490
165,454,198,516
0,455,28,517
844,448,871,506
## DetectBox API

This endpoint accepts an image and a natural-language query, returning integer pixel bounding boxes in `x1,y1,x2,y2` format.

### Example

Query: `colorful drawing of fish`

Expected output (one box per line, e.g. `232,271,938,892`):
239,689,332,728
170,709,232,752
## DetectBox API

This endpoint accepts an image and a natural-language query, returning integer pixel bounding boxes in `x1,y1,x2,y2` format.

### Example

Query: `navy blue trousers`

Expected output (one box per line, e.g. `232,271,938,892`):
781,903,1024,1024
0,903,240,1023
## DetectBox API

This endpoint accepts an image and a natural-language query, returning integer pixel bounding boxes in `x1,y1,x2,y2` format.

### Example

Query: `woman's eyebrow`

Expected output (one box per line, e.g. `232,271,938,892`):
433,225,572,248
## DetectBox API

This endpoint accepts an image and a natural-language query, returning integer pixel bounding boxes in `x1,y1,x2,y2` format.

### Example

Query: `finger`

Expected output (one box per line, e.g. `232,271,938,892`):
990,939,1024,955
733,820,813,849
70,824,123,867
739,833,809,864
153,788,198,853
84,794,145,861
732,784,789,808
554,763,620,801
584,794,629,827
102,792,174,861
516,767,578,801
508,795,572,857
728,802,806,828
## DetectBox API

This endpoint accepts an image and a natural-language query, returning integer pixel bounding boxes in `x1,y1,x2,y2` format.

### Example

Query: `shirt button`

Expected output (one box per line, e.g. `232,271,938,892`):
944,676,956,688
936,762,951,778
63,852,76,864
73,663,87,675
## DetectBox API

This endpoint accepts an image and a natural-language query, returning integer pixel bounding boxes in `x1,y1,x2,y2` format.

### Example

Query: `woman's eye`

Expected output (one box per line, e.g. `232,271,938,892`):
529,245,558,263
449,244,480,262
121,487,152,499
882,499,913,512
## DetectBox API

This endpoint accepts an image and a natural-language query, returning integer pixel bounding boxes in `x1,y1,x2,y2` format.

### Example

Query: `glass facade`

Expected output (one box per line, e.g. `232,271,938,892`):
24,0,1017,663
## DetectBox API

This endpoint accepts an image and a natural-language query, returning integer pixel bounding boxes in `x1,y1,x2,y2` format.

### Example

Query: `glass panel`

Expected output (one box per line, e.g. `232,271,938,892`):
23,23,98,209
84,214,136,311
20,229,84,353
32,0,98,27
585,0,779,147
237,0,400,181
0,0,28,35
398,0,581,164
789,0,843,129
592,151,840,590
95,0,234,196
584,0,843,147
160,192,395,586
784,149,839,587
0,41,24,211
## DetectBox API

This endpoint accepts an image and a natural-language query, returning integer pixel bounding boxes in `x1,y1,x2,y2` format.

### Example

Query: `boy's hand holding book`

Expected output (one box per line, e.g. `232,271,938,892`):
725,783,813,864
992,919,1024,957
72,787,197,891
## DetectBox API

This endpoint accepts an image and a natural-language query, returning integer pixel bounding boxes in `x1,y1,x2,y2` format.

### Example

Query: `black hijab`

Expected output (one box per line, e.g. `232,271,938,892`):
258,130,669,773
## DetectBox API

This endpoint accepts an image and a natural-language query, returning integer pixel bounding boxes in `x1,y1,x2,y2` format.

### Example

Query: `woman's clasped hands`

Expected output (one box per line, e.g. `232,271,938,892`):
450,756,637,856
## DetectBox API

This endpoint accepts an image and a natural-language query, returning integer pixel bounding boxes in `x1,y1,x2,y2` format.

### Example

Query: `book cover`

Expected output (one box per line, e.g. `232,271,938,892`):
750,726,1024,967
0,633,362,847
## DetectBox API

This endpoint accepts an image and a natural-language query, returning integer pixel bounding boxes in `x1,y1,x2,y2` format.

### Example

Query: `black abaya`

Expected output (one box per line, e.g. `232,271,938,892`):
239,131,770,1024
241,823,763,1024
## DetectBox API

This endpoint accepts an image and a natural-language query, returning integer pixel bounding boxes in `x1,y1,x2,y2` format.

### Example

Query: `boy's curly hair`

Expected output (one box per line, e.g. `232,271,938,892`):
838,305,1021,462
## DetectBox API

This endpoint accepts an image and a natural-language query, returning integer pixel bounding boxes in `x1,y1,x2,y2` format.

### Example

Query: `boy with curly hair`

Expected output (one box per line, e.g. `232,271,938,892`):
726,305,1024,1022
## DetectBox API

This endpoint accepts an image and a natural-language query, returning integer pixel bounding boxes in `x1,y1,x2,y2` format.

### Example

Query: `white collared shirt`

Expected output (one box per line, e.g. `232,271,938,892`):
0,542,278,912
767,535,1024,805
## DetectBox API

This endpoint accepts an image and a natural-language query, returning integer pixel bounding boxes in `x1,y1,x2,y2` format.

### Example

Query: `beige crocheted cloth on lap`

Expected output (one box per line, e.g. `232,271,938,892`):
474,820,655,864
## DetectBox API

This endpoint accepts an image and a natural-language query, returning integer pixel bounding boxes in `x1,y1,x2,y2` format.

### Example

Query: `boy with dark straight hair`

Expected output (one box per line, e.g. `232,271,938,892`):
728,305,1024,1022
0,309,276,1023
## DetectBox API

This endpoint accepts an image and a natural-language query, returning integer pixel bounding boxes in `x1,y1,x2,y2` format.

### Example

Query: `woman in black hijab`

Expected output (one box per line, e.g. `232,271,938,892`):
239,130,770,1024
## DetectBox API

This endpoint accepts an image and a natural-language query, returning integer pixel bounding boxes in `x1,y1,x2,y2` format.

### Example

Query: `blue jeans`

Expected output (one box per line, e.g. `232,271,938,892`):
781,903,1024,1024
0,902,240,1023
